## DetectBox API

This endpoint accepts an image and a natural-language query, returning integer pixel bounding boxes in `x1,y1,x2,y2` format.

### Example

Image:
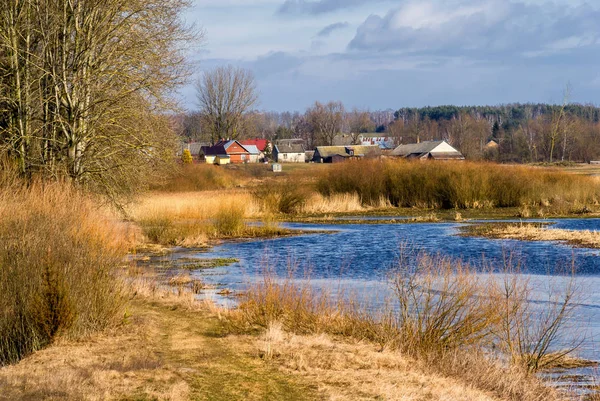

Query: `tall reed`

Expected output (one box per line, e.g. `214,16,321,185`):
316,160,600,210
0,179,128,365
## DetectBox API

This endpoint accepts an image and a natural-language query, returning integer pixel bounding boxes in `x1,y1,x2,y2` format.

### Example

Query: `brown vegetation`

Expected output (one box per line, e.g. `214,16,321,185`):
316,159,600,210
463,222,600,249
0,177,129,365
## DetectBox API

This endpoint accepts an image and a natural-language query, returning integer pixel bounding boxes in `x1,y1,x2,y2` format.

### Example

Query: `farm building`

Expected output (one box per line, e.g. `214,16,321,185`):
200,140,251,164
273,143,305,163
390,140,465,160
312,145,382,163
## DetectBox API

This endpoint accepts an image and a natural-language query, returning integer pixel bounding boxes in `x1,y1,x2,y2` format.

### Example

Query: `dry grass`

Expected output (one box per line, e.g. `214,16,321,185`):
128,190,299,245
149,163,244,192
256,324,499,401
0,178,130,365
0,265,583,401
129,190,261,222
464,222,600,248
316,159,600,210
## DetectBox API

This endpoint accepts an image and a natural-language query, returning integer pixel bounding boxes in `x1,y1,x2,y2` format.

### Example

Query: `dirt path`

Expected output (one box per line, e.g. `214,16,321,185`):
0,298,319,401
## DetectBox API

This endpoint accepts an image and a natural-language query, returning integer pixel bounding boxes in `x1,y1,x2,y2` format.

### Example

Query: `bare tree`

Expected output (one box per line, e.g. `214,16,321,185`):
347,109,375,144
0,0,196,200
196,65,258,144
306,101,345,146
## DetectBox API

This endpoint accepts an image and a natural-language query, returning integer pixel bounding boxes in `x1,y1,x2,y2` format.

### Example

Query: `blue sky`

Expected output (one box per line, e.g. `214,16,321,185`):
181,0,600,112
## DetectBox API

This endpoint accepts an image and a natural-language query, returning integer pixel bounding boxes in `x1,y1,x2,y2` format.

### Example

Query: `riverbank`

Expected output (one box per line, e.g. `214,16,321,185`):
0,282,560,401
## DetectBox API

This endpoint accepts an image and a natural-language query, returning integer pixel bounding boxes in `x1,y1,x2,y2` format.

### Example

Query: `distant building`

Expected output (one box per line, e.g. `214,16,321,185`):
200,140,251,164
390,140,465,160
358,133,396,149
273,143,305,163
178,142,210,161
485,140,499,150
312,145,382,163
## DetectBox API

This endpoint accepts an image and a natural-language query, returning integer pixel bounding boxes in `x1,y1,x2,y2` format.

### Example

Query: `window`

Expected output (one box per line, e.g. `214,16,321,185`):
283,153,288,159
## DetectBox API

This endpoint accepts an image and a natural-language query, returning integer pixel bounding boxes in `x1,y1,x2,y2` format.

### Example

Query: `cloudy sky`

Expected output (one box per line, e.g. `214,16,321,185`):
181,0,600,111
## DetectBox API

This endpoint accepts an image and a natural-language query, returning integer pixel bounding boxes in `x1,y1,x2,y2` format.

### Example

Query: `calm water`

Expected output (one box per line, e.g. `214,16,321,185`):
182,218,600,283
159,218,600,384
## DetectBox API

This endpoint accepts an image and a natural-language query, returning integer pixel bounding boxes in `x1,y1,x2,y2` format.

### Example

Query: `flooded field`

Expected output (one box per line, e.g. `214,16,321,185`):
141,218,600,393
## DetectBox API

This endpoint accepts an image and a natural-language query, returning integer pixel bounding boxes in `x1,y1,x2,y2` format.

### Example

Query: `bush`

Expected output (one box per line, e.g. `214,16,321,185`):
253,183,310,214
0,181,127,365
213,203,246,237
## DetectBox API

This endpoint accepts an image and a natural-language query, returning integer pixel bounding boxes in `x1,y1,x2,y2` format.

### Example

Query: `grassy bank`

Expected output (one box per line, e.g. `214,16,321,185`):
226,250,592,399
4,268,583,401
0,287,511,401
461,222,600,248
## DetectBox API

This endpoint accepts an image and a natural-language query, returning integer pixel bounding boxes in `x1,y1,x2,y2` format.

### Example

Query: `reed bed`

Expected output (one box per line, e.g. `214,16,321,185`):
0,178,129,365
316,160,600,210
149,163,244,192
129,190,261,222
464,222,600,249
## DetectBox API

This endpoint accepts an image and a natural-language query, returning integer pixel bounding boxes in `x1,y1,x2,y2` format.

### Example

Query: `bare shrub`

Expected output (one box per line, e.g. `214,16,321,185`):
489,263,580,373
390,250,497,356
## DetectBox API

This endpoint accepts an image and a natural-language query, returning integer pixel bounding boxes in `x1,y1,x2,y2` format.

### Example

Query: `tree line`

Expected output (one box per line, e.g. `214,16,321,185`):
391,103,600,162
184,69,600,163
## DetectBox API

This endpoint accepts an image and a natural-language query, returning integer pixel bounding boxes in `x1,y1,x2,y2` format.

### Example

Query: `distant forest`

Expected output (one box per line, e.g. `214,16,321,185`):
176,102,600,163
391,103,600,163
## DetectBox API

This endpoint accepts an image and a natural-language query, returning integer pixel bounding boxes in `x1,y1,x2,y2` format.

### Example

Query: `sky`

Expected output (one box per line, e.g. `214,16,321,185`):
181,0,600,112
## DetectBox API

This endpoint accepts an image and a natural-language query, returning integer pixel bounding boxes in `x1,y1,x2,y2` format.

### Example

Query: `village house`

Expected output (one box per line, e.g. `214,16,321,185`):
390,140,465,160
199,139,251,165
312,145,382,163
273,142,305,163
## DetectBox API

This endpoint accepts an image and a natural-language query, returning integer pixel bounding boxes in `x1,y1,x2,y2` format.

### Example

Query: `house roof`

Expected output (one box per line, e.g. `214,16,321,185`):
315,145,382,158
332,135,353,146
275,143,305,153
201,140,249,156
240,138,269,152
242,144,260,155
179,142,209,156
391,140,464,159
